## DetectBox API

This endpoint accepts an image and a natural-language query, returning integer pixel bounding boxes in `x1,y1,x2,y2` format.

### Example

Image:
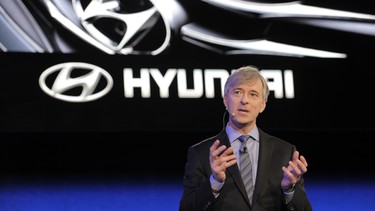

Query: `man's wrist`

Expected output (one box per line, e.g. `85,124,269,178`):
210,174,224,192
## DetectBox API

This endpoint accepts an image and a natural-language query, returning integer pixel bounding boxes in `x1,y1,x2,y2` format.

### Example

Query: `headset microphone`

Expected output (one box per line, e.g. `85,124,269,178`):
222,108,236,130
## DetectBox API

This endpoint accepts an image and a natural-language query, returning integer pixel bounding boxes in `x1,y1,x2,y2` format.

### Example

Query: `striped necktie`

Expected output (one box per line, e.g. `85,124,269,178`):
239,135,254,204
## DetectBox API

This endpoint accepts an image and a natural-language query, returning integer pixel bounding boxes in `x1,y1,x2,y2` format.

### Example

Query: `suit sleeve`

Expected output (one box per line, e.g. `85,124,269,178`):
179,146,217,211
286,176,313,211
286,145,313,211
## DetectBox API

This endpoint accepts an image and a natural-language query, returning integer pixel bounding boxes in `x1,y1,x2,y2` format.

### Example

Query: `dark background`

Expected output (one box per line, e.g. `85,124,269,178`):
1,130,374,180
1,52,374,186
1,1,375,210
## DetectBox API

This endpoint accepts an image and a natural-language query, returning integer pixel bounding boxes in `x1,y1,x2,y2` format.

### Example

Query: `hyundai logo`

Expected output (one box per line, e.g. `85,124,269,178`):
39,62,113,102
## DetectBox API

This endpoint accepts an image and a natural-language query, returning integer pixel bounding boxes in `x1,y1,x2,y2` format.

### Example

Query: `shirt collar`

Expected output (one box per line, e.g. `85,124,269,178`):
226,124,260,144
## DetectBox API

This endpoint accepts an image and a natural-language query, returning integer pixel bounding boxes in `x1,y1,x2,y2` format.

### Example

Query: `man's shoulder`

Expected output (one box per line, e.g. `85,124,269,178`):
191,135,218,149
190,130,227,150
259,128,294,148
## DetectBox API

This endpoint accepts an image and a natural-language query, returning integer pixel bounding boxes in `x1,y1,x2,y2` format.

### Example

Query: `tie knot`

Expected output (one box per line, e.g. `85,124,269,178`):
238,135,250,143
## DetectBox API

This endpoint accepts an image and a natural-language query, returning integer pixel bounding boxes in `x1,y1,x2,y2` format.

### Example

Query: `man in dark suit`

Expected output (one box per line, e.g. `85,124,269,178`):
179,65,312,211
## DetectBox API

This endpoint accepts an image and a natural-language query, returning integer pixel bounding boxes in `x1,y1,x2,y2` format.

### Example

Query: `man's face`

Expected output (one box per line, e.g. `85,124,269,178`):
224,78,266,129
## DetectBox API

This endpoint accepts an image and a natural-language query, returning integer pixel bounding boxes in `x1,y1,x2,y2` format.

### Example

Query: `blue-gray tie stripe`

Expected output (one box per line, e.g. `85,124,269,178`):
239,135,254,204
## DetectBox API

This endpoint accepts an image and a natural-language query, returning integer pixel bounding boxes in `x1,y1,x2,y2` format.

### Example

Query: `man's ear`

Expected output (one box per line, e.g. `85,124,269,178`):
260,101,266,113
223,95,228,108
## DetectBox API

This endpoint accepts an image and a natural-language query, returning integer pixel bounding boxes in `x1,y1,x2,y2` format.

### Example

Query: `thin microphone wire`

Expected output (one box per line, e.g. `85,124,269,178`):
222,109,228,130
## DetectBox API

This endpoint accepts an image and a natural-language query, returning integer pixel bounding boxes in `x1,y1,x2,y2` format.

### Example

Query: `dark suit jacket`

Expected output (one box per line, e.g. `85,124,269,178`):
179,129,312,211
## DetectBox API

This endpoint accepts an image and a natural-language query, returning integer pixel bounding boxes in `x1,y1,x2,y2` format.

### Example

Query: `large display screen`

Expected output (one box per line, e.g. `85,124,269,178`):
1,0,374,132
1,1,375,210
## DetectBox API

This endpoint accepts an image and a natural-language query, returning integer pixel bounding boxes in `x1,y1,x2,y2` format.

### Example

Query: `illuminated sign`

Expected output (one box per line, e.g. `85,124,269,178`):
39,62,294,102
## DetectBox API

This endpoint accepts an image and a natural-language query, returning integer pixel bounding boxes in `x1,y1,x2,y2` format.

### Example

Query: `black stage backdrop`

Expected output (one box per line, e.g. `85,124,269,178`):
1,53,374,181
1,1,375,206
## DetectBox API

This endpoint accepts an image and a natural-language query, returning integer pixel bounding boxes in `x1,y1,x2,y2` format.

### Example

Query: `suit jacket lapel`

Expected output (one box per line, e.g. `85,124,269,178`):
217,130,252,206
252,129,275,205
